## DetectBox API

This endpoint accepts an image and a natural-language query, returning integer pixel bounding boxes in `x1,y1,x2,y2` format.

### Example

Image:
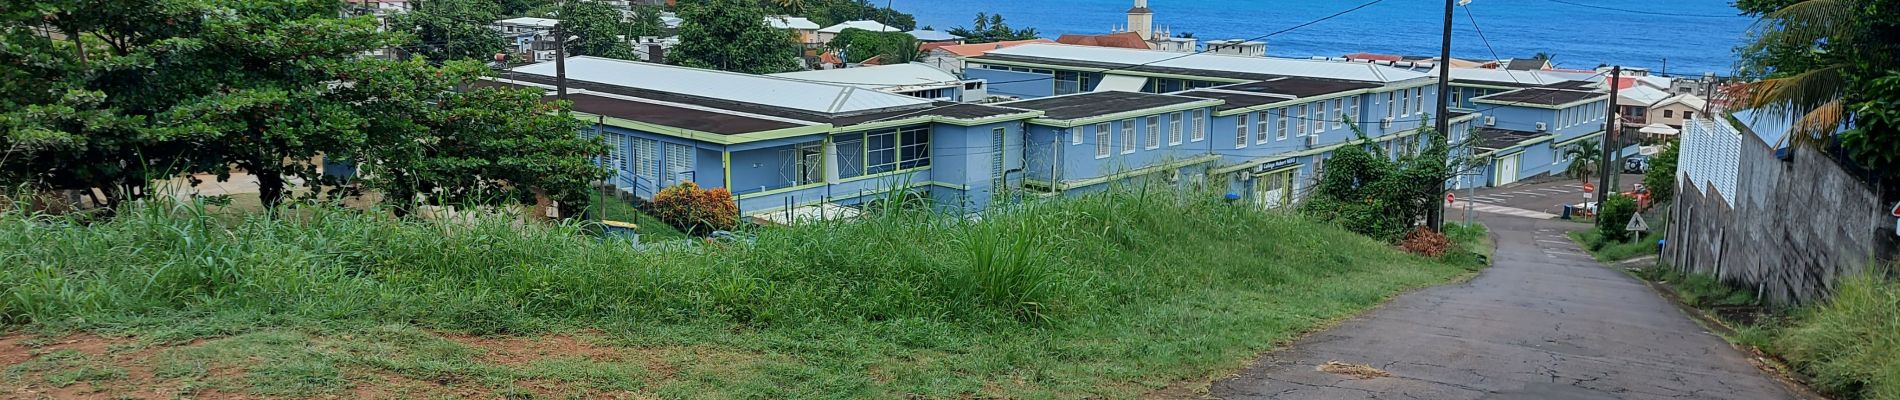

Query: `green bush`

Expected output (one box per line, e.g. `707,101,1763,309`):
1596,194,1639,242
1644,142,1679,202
1776,275,1900,399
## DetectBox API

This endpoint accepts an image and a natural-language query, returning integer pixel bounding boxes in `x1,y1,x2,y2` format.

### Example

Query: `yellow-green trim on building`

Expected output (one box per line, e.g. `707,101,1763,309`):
1210,127,1427,175
1026,99,1224,128
1475,134,1556,158
1034,154,1221,191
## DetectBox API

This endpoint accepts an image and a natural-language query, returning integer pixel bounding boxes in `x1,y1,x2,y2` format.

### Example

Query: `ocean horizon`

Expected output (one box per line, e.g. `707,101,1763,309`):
887,0,1755,77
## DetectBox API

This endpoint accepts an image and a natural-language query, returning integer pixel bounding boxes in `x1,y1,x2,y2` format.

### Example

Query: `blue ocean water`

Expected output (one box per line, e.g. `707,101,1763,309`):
889,0,1755,76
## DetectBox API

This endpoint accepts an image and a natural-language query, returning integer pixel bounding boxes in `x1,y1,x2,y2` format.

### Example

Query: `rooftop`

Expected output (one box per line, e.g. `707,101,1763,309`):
906,29,963,42
929,39,1055,57
768,64,963,90
1470,128,1549,153
973,43,1431,84
1000,91,1215,120
1170,90,1290,112
818,20,900,34
1654,94,1708,110
764,16,820,30
508,56,932,115
1616,85,1671,106
1054,32,1151,50
496,17,559,28
1472,87,1604,107
1213,77,1381,97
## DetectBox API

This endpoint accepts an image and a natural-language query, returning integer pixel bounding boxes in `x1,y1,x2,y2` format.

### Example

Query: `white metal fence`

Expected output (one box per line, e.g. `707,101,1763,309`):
1678,117,1741,207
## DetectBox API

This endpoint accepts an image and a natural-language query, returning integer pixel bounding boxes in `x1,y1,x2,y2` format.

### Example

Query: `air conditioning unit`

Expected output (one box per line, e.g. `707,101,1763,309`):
1483,116,1496,126
1379,117,1394,129
1535,122,1548,131
1306,133,1320,146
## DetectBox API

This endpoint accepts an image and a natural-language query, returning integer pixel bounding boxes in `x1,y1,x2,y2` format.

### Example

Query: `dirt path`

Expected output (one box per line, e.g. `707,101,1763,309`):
1209,215,1811,400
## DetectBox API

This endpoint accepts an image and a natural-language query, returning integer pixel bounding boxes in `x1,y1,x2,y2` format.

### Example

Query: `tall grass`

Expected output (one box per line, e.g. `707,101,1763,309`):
1776,275,1900,399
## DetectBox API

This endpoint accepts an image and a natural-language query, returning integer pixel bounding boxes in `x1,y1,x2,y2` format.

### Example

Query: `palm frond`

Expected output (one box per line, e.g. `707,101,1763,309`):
1761,0,1858,45
1789,98,1845,147
1737,63,1847,114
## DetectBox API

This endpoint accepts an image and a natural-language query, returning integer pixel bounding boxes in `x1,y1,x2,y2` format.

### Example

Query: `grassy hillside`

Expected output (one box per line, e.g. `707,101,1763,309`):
0,191,1485,398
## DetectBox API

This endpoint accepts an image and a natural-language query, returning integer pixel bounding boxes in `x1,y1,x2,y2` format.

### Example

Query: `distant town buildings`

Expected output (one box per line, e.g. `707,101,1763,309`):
770,64,984,102
919,39,1053,75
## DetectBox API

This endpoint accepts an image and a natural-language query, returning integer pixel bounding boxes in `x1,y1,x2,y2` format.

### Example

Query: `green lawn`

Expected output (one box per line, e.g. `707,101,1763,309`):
586,191,689,242
1,191,1488,399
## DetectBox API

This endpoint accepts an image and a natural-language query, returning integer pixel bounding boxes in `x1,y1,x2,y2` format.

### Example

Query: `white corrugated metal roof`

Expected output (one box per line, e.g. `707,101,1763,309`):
768,64,960,89
765,16,820,30
818,20,900,34
496,17,559,28
510,56,932,114
1654,94,1708,111
906,29,963,42
982,43,1429,84
1617,85,1671,106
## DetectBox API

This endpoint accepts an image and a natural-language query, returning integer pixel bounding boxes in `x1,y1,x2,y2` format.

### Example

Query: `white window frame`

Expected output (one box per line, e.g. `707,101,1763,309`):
1121,119,1136,154
1395,91,1405,119
1255,111,1270,144
1414,87,1425,115
1095,122,1111,159
1071,127,1084,145
1276,108,1289,140
1191,110,1206,142
1331,98,1345,129
1168,112,1183,145
1145,116,1160,149
1235,113,1249,149
1348,96,1361,125
1296,105,1309,137
1313,101,1327,133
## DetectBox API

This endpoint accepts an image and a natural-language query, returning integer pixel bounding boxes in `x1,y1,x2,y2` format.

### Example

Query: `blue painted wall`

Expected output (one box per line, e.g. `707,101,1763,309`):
963,67,1053,98
1023,107,1217,192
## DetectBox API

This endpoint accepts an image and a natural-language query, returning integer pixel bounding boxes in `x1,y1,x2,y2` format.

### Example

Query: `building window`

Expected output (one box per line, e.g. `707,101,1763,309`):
865,126,930,174
1414,87,1424,115
1169,112,1183,145
1121,119,1136,154
1191,110,1206,142
1256,111,1270,144
1235,113,1249,149
1331,98,1344,129
1451,89,1462,107
1095,123,1111,159
1663,109,1674,118
1394,91,1404,119
1296,104,1309,137
1071,126,1084,145
1683,111,1694,120
1312,102,1326,133
1276,108,1289,140
1145,116,1160,149
634,138,658,180
1055,71,1081,95
1348,96,1361,124
664,142,692,185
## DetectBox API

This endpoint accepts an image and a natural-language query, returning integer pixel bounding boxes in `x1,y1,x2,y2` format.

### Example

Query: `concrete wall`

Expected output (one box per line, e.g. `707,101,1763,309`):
1665,117,1898,305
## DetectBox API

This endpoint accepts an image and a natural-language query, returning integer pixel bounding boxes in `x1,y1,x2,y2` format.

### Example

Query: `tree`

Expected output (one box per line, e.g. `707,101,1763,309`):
501,0,554,16
557,1,639,59
800,0,916,30
1300,121,1479,241
673,0,800,74
388,0,508,63
2,0,406,208
1561,139,1602,182
946,13,1040,44
1732,0,1898,172
1643,141,1679,203
343,58,610,217
827,28,921,63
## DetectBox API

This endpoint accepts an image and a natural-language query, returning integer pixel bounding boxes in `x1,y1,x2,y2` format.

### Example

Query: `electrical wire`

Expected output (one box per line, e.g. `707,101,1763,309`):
1541,0,1751,19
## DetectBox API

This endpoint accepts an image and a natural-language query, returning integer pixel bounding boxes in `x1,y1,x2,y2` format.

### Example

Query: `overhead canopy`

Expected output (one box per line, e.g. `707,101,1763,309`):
1093,74,1149,93
1639,123,1680,136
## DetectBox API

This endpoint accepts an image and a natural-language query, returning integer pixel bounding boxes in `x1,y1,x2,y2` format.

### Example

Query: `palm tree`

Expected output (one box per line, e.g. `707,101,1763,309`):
1562,139,1603,182
1734,0,1862,144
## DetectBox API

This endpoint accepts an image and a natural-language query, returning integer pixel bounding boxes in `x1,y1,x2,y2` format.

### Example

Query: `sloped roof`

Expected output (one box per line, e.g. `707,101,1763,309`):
769,64,961,90
1343,52,1403,62
1444,67,1595,87
1055,32,1150,50
976,43,1431,84
931,39,1054,56
1616,85,1671,106
1653,94,1708,110
819,20,900,34
764,16,820,30
508,56,931,114
906,29,963,42
1504,58,1550,70
496,17,559,28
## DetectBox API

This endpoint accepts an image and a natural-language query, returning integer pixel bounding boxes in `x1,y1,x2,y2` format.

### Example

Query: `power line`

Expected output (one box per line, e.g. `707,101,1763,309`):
1459,4,1525,87
1541,0,1750,18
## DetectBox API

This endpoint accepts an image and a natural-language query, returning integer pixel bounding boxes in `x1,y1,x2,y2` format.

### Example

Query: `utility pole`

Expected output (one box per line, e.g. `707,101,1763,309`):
554,21,568,100
1597,66,1621,207
1428,0,1454,231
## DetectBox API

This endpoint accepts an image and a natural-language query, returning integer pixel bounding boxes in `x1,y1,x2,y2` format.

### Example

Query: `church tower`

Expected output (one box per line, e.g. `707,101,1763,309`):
1127,0,1154,40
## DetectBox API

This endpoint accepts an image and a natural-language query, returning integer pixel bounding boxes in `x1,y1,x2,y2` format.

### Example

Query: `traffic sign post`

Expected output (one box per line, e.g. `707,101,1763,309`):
1446,192,1455,206
1626,213,1650,233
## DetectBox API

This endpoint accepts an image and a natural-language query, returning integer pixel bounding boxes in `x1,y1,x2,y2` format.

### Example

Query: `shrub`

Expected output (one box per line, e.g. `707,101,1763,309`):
649,182,738,236
1399,227,1452,257
1776,274,1900,399
1644,142,1679,203
1596,194,1638,242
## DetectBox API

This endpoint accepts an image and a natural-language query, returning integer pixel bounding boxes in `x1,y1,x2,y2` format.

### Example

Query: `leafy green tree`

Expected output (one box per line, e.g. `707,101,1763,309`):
342,58,610,217
947,13,1039,44
1561,139,1602,182
557,1,638,59
2,0,406,208
1300,122,1477,241
1596,194,1638,242
388,0,508,63
1732,0,1898,176
673,0,800,73
629,6,665,38
1643,141,1679,203
827,28,920,63
800,0,916,30
501,0,555,16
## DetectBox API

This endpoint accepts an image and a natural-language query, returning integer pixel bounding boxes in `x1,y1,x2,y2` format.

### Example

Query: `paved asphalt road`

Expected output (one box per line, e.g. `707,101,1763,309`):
1208,212,1809,399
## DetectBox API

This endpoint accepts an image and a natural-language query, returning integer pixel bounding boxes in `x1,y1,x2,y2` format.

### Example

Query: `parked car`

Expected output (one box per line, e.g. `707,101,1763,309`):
1623,155,1650,174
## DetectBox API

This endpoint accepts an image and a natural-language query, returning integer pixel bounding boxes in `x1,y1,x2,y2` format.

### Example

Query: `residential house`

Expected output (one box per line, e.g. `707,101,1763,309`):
493,17,561,61
487,56,1043,218
766,16,822,47
1614,85,1671,126
816,20,902,44
1203,39,1266,57
919,39,1053,76
1503,58,1551,71
1647,94,1707,128
769,64,986,103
